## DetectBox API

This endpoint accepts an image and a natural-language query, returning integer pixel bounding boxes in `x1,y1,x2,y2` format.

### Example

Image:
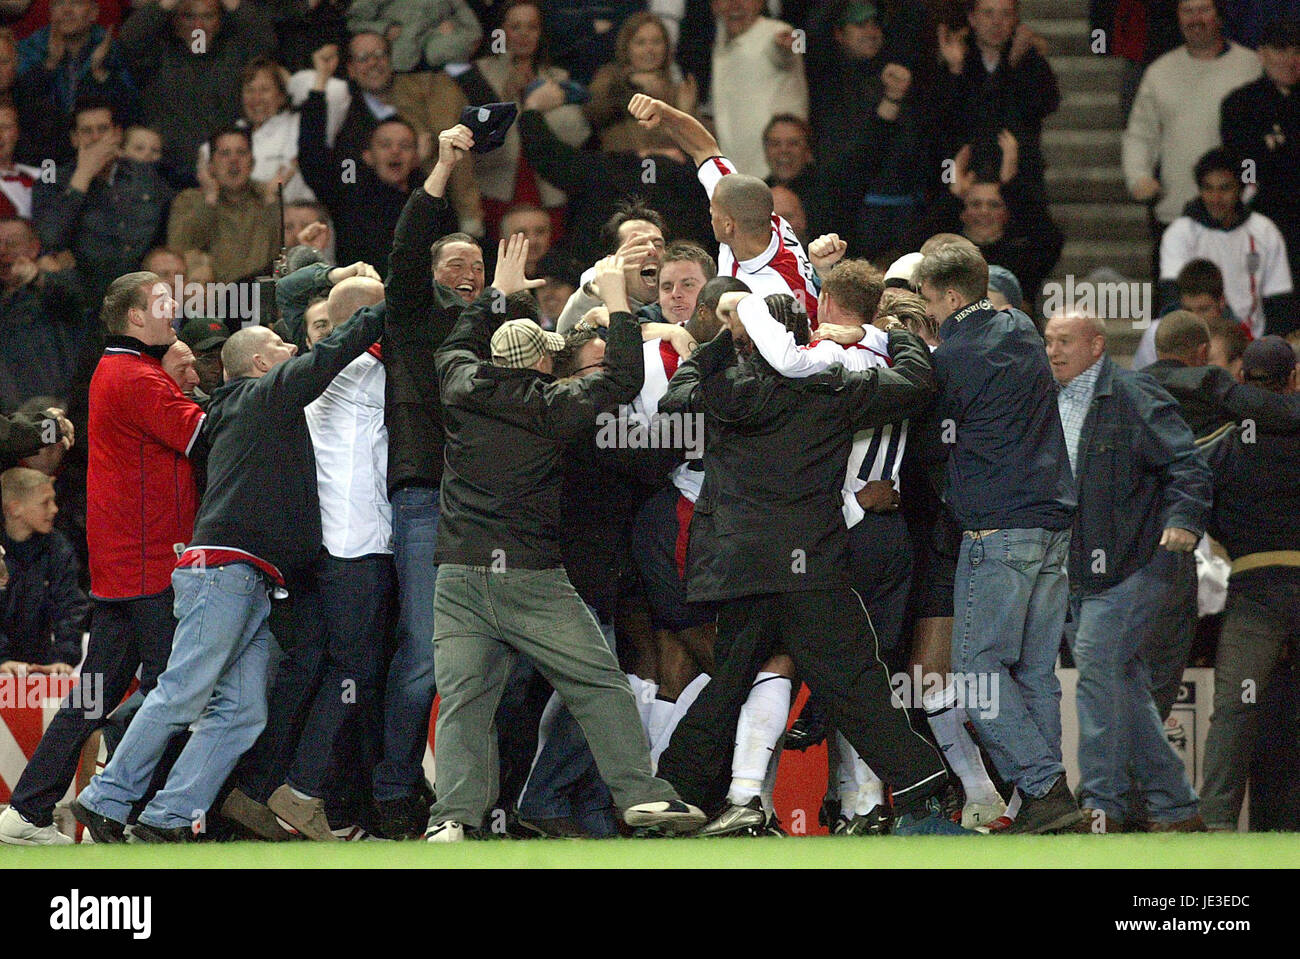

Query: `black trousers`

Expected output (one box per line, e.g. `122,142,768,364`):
656,587,948,816
847,511,914,673
11,591,176,825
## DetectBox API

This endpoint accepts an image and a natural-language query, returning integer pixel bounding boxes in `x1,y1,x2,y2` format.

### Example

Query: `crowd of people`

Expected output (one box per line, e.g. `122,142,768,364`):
1,0,1298,845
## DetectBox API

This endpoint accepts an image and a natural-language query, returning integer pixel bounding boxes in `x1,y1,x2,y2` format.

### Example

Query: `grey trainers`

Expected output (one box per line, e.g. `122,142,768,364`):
267,785,336,842
624,799,707,835
695,796,767,837
0,806,73,845
222,787,298,842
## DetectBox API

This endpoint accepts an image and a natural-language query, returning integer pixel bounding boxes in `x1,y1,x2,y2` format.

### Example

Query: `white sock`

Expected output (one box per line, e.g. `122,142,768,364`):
727,673,792,805
923,681,1000,805
759,731,784,815
853,756,885,816
650,673,710,768
628,674,656,730
646,697,676,754
835,731,858,817
1004,789,1022,820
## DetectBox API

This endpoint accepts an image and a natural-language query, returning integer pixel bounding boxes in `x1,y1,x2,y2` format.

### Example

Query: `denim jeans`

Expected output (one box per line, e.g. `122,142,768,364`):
428,565,677,828
952,528,1070,799
79,565,272,831
516,606,619,836
375,485,439,802
1069,557,1199,824
1140,550,1197,720
287,553,395,797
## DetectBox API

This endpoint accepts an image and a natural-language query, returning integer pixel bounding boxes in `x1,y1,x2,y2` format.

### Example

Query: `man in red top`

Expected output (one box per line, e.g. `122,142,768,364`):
0,270,202,846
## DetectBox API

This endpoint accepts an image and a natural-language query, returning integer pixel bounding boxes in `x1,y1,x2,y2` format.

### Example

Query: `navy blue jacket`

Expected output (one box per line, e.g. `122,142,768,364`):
932,301,1075,532
1069,356,1212,594
1,527,88,666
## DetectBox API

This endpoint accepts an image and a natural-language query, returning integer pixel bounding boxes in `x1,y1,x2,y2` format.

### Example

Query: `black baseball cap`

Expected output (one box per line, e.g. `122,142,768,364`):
460,102,518,154
179,317,230,352
1241,335,1296,384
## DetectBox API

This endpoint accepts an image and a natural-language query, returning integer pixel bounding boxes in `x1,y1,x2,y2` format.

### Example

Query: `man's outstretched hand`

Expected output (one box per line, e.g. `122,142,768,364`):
493,232,545,297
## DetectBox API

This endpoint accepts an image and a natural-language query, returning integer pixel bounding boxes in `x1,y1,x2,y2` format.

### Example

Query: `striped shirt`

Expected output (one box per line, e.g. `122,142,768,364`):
1057,357,1104,477
698,156,820,326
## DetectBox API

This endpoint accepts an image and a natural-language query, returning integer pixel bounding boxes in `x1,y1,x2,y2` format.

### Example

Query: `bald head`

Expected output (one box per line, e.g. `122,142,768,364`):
713,175,774,238
222,327,278,380
1044,311,1107,385
1155,309,1211,363
326,277,385,329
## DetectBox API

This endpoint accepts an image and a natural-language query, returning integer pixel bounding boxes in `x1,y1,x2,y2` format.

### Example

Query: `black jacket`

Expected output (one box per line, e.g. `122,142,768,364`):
1,527,89,666
434,294,644,569
1069,356,1212,593
298,90,456,271
1144,358,1300,439
517,109,714,268
384,189,472,495
662,328,935,603
933,302,1076,532
189,303,385,574
1209,420,1300,562
1222,75,1300,241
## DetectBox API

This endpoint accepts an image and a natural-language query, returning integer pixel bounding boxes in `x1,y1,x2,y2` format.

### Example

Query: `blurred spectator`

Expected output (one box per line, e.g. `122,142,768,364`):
0,0,124,40
266,0,348,72
770,183,806,246
0,102,38,218
1208,311,1249,376
933,0,1058,204
117,0,275,185
34,97,174,302
1220,0,1300,48
546,0,643,83
0,217,86,411
345,0,481,73
161,339,200,399
16,0,135,125
761,113,817,215
1159,147,1293,337
1221,18,1300,286
283,200,335,262
1134,257,1240,368
500,202,550,274
986,262,1025,312
1090,0,1183,120
177,315,228,395
710,0,809,179
456,1,590,240
289,35,481,234
585,12,697,153
168,127,282,284
0,466,87,674
1123,0,1260,271
298,45,451,270
197,55,314,204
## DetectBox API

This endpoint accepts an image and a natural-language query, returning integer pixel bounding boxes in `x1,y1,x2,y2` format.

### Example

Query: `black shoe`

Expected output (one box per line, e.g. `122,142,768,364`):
70,799,127,844
375,795,425,841
1002,777,1085,835
783,715,826,751
818,796,839,829
515,813,591,839
763,814,787,837
844,804,893,836
127,821,195,844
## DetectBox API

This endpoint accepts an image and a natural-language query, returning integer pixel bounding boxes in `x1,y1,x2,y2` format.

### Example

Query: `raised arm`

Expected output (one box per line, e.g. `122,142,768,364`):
724,291,833,378
791,327,935,432
265,300,387,408
627,92,719,167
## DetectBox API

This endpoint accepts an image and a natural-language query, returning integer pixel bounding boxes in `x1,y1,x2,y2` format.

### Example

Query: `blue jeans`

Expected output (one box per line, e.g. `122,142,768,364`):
1069,557,1199,824
80,565,272,831
952,528,1070,799
516,607,619,836
375,485,440,802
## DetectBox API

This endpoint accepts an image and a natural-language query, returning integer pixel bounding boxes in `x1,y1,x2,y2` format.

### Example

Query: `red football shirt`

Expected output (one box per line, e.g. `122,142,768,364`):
86,343,205,599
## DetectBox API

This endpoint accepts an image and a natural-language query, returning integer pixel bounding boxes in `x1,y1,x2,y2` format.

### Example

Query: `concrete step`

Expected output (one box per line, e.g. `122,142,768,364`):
1048,53,1123,92
1023,0,1088,20
1045,160,1130,203
1024,16,1095,57
1049,201,1149,241
1042,127,1121,168
1055,238,1153,280
1044,88,1125,130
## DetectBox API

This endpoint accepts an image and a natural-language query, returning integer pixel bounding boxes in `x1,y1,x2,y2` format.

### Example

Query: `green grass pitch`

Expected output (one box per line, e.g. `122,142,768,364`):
6,834,1297,868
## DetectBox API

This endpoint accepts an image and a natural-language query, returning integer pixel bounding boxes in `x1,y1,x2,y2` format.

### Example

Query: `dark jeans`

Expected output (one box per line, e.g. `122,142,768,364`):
657,588,947,816
11,591,175,826
1141,550,1197,720
287,553,395,798
375,485,440,802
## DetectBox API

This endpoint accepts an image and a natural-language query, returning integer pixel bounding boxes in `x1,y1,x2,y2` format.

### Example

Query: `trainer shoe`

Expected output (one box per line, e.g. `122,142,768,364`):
783,714,826,751
1079,807,1122,834
624,799,708,835
70,798,127,844
961,797,1007,831
940,780,965,824
515,814,590,839
221,788,297,842
763,814,787,836
0,806,74,845
695,796,767,837
1145,815,1207,833
830,814,851,835
127,821,195,844
374,795,426,841
893,796,977,836
268,785,336,842
1001,777,1085,835
425,820,466,843
844,805,892,836
981,814,1014,834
